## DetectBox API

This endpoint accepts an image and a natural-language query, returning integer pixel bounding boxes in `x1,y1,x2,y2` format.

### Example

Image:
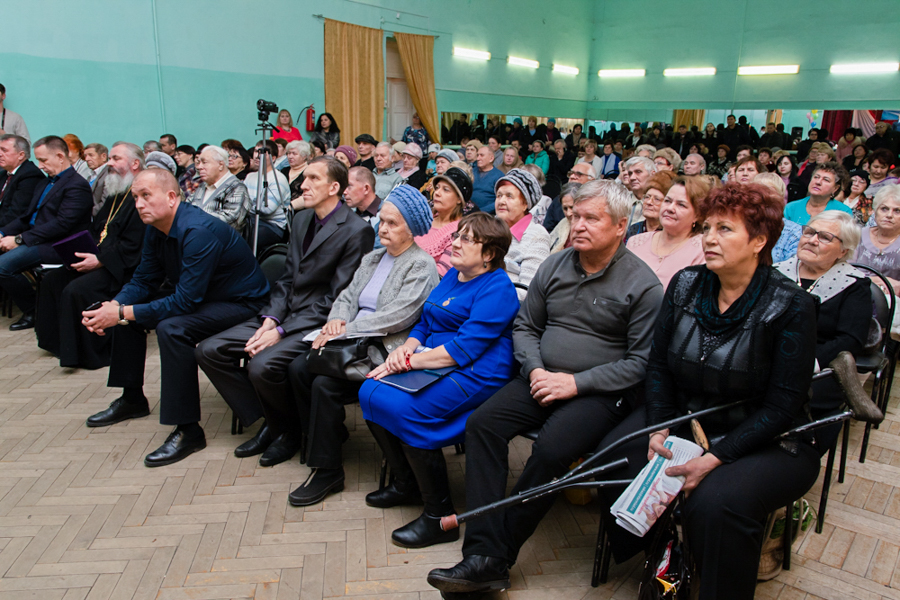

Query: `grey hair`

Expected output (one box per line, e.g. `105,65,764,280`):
573,179,632,223
559,182,582,200
807,210,861,257
201,145,229,166
573,162,597,179
376,141,393,151
635,144,657,157
85,142,108,157
0,134,30,159
872,183,900,213
449,160,473,179
653,148,682,171
686,153,706,172
286,140,311,159
521,163,546,187
143,140,161,153
112,141,145,169
624,156,657,174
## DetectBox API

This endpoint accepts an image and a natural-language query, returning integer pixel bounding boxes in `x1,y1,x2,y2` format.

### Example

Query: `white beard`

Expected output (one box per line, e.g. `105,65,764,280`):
104,171,133,197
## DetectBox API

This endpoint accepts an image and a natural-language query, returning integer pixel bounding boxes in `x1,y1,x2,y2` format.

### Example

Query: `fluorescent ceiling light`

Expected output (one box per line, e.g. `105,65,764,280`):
508,56,539,69
553,64,579,75
453,47,490,61
664,67,716,77
598,69,645,78
830,62,899,74
738,65,799,75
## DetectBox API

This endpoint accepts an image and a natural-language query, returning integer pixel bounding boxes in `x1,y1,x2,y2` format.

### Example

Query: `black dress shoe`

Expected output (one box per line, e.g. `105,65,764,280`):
144,428,206,467
234,422,273,458
86,397,150,427
392,512,459,548
365,480,422,508
9,312,35,331
258,433,302,467
288,468,345,506
427,555,511,594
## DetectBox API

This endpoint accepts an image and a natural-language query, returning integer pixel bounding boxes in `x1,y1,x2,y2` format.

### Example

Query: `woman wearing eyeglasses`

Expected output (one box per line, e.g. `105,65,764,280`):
775,210,870,450
359,212,519,550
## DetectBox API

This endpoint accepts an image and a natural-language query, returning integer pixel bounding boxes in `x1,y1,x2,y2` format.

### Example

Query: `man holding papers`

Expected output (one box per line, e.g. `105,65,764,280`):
37,142,146,368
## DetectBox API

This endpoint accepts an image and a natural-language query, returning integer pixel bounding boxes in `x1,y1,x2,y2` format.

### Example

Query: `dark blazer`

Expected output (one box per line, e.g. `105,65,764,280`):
2,166,93,247
260,202,375,336
0,160,45,229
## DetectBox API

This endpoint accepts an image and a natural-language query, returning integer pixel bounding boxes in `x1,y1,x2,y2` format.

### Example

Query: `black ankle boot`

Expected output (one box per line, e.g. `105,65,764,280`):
365,421,421,508
391,444,458,548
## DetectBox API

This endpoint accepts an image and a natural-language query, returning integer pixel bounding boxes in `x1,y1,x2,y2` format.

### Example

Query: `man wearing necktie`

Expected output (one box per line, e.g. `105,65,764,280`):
0,134,45,230
0,135,92,330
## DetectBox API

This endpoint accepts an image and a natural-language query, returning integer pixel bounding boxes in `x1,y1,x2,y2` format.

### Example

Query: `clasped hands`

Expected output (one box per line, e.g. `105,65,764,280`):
82,301,121,336
528,367,577,406
245,318,283,357
648,429,722,493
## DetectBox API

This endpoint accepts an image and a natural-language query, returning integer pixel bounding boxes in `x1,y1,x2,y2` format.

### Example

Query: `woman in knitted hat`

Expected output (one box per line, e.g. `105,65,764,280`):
398,144,427,190
415,167,474,277
284,184,440,504
494,168,552,300
359,212,519,550
333,145,358,169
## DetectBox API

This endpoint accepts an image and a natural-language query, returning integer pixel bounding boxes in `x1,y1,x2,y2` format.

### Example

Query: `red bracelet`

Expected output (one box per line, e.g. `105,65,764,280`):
405,355,413,372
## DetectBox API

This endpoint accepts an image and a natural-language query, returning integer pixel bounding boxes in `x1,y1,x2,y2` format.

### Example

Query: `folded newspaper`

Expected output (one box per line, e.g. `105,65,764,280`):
610,436,704,537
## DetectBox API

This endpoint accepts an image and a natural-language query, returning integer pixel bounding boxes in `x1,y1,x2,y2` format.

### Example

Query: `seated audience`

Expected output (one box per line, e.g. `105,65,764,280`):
244,140,291,250
576,139,602,175
640,183,818,600
174,145,200,197
854,184,900,294
82,170,270,467
64,134,92,181
843,169,872,225
471,146,504,213
627,175,708,288
285,186,439,505
682,152,706,175
784,162,852,225
398,143,427,189
775,154,805,202
373,142,403,200
842,142,868,172
520,164,552,226
344,166,383,233
420,148,459,199
494,169,551,299
498,146,523,174
427,180,663,595
653,148,682,173
707,144,731,178
272,139,290,170
353,134,377,170
333,145,357,170
635,144,657,158
360,212,519,548
626,171,676,239
733,156,764,185
282,140,312,208
548,182,581,253
416,166,472,277
835,128,859,164
311,112,340,149
754,172,803,263
194,158,375,467
190,145,251,231
865,149,899,199
596,141,621,178
0,134,44,229
272,109,304,143
524,140,549,175
542,163,597,233
227,146,251,180
37,141,146,369
145,151,176,175
142,140,162,155
84,143,108,186
758,147,774,172
0,135,93,330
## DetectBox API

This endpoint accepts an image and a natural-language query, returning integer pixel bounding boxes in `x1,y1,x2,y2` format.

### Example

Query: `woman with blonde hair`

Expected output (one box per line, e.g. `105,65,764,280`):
272,110,303,143
498,146,523,174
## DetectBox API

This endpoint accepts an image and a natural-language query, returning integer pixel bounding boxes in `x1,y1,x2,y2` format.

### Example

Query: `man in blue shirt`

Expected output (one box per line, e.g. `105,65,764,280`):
471,146,503,213
82,169,270,467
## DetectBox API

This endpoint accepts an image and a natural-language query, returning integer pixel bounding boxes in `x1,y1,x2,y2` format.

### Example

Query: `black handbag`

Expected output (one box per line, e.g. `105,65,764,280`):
305,337,385,381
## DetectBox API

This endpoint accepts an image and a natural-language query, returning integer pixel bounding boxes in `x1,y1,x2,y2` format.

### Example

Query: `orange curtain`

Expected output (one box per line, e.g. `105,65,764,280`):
324,19,384,146
672,110,706,129
394,32,440,143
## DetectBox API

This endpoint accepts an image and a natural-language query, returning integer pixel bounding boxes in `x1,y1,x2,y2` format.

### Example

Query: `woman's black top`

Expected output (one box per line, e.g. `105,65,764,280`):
645,265,817,463
281,166,305,200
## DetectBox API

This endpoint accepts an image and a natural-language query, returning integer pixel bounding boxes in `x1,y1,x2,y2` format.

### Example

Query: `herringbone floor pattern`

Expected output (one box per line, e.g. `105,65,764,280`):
0,317,899,599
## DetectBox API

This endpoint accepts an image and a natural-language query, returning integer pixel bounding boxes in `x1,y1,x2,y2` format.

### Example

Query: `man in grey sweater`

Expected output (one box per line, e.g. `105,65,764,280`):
428,179,664,595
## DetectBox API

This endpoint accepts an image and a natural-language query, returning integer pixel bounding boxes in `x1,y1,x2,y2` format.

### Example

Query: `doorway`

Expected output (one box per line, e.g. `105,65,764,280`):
386,39,414,142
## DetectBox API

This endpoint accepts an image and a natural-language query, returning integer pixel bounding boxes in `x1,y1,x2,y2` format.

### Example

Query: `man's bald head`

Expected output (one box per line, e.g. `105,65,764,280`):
132,169,183,232
135,168,181,195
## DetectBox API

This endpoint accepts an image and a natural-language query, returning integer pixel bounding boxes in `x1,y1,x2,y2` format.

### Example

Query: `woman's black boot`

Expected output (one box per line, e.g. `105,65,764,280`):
365,421,421,508
391,444,459,548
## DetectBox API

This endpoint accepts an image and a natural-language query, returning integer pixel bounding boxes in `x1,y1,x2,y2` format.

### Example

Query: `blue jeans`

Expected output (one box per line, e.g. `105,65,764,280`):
0,243,48,313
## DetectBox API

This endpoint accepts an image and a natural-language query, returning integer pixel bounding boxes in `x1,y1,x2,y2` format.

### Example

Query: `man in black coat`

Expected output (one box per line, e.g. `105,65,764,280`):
669,125,694,158
0,134,45,229
719,115,749,160
195,157,375,466
0,135,92,330
36,142,147,368
796,128,820,162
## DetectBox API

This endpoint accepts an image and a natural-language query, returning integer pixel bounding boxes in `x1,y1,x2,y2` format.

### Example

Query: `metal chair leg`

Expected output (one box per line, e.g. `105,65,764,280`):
838,420,850,483
783,503,793,570
817,443,837,534
591,514,611,587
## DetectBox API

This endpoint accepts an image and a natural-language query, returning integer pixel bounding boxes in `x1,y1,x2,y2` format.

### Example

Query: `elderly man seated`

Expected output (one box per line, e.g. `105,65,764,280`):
682,152,706,175
190,145,251,231
427,180,664,594
372,142,402,200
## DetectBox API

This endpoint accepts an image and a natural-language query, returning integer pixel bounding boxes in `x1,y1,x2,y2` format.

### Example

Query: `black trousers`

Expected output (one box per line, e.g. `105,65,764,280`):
108,300,263,425
684,441,820,600
461,375,630,564
288,352,363,469
36,267,122,369
194,321,312,432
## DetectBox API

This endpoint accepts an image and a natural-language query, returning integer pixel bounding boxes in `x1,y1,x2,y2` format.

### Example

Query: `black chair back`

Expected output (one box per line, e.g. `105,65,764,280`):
259,243,289,288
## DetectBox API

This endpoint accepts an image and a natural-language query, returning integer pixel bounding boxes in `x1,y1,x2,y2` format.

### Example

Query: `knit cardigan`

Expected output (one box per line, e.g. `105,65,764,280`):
327,244,439,354
505,219,551,301
415,220,459,277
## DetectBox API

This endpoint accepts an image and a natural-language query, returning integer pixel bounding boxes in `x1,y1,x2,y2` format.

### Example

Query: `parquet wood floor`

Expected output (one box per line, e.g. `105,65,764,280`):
0,319,897,599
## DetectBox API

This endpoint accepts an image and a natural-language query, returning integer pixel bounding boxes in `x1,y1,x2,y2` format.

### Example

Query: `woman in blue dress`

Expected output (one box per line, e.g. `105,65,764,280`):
360,212,519,549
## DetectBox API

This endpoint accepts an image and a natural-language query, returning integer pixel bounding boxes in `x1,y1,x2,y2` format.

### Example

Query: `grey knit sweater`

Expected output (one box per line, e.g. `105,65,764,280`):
327,244,439,355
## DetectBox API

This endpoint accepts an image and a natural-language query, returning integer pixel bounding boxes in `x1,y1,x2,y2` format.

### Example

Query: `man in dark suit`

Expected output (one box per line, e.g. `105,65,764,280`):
36,142,147,369
0,135,92,330
0,135,45,229
82,169,270,467
195,157,375,467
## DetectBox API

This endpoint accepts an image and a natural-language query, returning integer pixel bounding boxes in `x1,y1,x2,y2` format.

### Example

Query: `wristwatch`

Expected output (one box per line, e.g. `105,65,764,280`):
14,235,22,245
117,305,129,326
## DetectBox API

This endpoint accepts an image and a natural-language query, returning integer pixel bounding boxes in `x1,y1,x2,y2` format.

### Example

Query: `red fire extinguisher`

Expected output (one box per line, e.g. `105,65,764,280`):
306,105,316,132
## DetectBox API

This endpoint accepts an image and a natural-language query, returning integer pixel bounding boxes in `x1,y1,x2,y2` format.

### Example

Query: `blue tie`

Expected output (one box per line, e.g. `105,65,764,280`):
30,175,60,226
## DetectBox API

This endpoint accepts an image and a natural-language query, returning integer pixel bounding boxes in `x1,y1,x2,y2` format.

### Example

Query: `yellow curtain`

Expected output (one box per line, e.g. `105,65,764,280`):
394,32,440,143
324,19,384,146
672,109,706,129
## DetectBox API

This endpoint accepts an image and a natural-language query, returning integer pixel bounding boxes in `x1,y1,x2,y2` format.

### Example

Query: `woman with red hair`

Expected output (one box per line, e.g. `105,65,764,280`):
63,133,92,181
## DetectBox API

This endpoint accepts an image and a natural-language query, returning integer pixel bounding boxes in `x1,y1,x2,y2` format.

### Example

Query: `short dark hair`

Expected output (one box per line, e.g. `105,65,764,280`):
809,128,819,135
273,138,288,149
175,144,195,155
33,135,70,157
700,183,784,266
85,142,108,157
160,134,177,145
0,83,5,94
758,147,772,156
310,156,349,195
457,212,512,272
311,139,327,155
735,145,754,155
488,135,502,145
870,148,895,168
221,139,245,152
255,139,278,158
811,161,849,193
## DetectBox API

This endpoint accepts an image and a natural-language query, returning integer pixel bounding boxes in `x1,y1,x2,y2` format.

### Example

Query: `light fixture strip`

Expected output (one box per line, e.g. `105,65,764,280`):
553,64,579,75
663,67,716,77
453,47,491,61
508,56,539,69
830,62,899,74
597,69,645,78
737,65,799,75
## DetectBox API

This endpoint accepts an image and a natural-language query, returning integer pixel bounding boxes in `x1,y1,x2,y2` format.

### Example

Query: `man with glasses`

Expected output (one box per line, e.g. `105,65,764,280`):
189,145,251,231
542,163,596,232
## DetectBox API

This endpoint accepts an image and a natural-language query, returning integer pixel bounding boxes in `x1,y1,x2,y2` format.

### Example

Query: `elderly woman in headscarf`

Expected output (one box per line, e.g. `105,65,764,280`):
494,168,552,300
